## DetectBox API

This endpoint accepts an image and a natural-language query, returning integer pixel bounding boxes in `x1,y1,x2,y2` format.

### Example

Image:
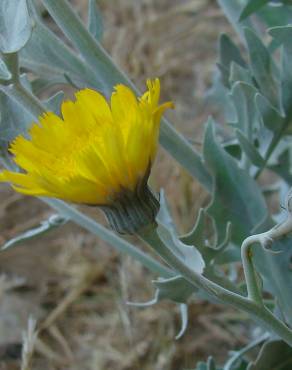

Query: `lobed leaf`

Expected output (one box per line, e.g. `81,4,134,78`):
244,28,279,108
255,93,284,134
218,34,247,88
235,129,265,167
229,62,253,86
20,17,101,90
230,82,259,137
152,276,195,304
269,26,292,129
203,119,268,244
156,189,177,233
157,224,205,274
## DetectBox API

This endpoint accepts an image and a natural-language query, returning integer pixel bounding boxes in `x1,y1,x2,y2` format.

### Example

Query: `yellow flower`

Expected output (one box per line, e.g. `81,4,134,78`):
0,79,173,233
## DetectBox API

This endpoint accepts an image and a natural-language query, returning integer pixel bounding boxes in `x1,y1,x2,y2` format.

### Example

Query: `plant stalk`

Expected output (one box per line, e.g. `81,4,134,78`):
241,235,264,304
139,225,292,346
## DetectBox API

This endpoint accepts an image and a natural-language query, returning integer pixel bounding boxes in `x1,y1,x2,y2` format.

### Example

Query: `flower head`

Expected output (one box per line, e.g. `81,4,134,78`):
0,79,173,233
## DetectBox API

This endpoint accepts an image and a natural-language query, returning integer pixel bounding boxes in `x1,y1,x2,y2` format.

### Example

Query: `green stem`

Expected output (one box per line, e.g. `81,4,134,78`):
1,53,19,83
45,199,174,278
139,226,292,346
40,0,212,192
241,235,264,304
240,213,292,307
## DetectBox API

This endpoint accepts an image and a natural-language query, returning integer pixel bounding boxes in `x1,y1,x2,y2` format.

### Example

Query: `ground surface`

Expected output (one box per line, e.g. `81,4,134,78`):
0,1,250,369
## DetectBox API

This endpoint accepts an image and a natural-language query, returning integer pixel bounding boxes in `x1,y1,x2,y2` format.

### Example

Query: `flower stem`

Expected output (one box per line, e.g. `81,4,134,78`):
1,53,19,83
139,225,292,346
241,235,264,304
240,212,292,310
45,199,174,278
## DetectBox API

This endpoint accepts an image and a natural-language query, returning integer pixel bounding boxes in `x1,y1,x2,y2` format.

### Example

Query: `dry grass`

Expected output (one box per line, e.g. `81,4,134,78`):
0,1,250,369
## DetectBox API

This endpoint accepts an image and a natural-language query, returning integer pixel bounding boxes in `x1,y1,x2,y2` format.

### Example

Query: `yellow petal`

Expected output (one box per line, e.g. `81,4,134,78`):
1,79,173,205
75,88,112,125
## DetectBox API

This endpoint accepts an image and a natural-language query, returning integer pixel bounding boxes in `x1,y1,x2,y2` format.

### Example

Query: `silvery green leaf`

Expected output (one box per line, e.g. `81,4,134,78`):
88,0,103,41
229,62,253,86
128,275,195,307
157,224,205,274
223,140,242,160
247,340,292,370
269,26,292,124
218,34,246,87
239,0,269,21
180,208,206,248
235,129,265,167
0,74,34,144
217,0,254,40
156,189,177,233
181,208,234,265
126,290,159,307
19,73,33,91
220,34,246,69
43,91,64,115
31,77,67,95
20,18,101,90
0,58,11,80
230,82,259,137
152,275,195,303
63,73,83,89
255,93,285,134
244,28,279,108
0,0,32,53
229,82,273,170
207,70,235,123
0,89,34,143
175,304,188,340
129,297,189,339
1,214,67,251
269,148,292,185
203,119,268,244
258,3,292,30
